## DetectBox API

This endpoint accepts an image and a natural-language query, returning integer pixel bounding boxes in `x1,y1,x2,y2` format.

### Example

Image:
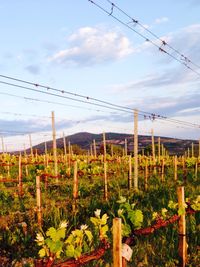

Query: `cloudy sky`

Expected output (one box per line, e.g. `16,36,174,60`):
0,0,200,151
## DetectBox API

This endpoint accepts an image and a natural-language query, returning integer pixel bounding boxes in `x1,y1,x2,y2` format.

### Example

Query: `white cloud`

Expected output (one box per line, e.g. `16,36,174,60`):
154,17,169,24
49,26,133,66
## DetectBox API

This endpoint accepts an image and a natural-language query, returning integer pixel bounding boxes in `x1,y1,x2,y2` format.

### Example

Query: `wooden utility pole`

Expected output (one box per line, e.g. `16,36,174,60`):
51,111,58,181
134,109,138,189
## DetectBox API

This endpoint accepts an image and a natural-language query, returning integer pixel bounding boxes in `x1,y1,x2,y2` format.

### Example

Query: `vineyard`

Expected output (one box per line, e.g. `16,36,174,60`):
0,136,199,267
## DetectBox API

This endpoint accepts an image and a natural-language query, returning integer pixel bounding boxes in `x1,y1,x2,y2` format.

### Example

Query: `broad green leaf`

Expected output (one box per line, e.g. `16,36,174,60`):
39,248,46,258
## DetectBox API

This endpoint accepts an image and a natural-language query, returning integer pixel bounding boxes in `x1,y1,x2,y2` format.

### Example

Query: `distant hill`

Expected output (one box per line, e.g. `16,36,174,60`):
28,132,198,156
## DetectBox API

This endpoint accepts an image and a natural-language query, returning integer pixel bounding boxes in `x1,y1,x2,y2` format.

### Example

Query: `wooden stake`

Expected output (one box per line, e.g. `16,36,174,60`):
145,157,148,191
29,134,33,159
18,154,22,196
113,218,122,267
158,137,161,163
128,155,132,189
191,143,194,158
151,129,155,165
104,162,108,201
51,111,58,181
1,136,4,154
161,158,165,182
63,132,67,158
177,186,187,267
103,132,106,162
174,155,178,180
93,139,97,158
134,109,138,189
73,161,78,200
125,139,127,156
36,176,42,227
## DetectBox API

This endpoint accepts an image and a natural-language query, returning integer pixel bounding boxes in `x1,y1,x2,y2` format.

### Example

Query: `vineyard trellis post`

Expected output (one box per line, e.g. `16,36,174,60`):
103,132,106,162
174,155,177,181
125,138,127,156
158,137,161,163
93,139,97,158
51,111,58,182
191,142,194,158
104,162,108,201
18,153,22,196
29,134,33,159
128,155,132,189
36,175,42,227
177,186,187,267
113,218,122,267
73,161,78,200
134,109,138,190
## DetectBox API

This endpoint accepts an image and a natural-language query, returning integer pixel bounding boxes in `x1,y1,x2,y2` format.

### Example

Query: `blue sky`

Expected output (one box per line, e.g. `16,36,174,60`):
0,0,200,151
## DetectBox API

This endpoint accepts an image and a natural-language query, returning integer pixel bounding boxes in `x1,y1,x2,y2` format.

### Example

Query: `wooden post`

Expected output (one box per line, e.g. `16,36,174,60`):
134,109,138,190
18,154,22,196
93,139,97,158
90,144,93,157
158,137,161,163
103,132,106,162
111,144,114,157
73,161,78,200
161,158,165,182
51,111,58,181
187,147,190,158
191,143,194,158
113,218,122,267
36,176,42,227
161,144,163,157
195,160,198,179
45,141,47,155
177,186,187,267
63,132,67,159
29,134,33,159
1,136,5,155
151,129,155,165
128,155,132,189
199,139,200,158
125,139,127,157
104,162,108,201
174,155,178,180
145,157,148,191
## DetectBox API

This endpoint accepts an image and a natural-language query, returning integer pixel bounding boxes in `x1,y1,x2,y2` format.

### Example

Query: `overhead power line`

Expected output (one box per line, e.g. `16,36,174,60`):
0,75,200,130
88,0,200,77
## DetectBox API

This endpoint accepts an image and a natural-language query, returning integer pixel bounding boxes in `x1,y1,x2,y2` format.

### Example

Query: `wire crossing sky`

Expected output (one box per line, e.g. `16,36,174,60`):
0,0,200,151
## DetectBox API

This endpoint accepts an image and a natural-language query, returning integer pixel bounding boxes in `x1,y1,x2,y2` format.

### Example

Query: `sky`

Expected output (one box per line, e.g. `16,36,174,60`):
0,0,200,151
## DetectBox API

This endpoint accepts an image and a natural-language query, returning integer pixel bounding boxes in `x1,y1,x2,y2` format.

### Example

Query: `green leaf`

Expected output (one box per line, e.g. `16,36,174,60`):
46,227,57,241
39,248,46,258
101,214,109,225
85,230,93,242
178,207,185,216
122,223,131,237
66,244,75,258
